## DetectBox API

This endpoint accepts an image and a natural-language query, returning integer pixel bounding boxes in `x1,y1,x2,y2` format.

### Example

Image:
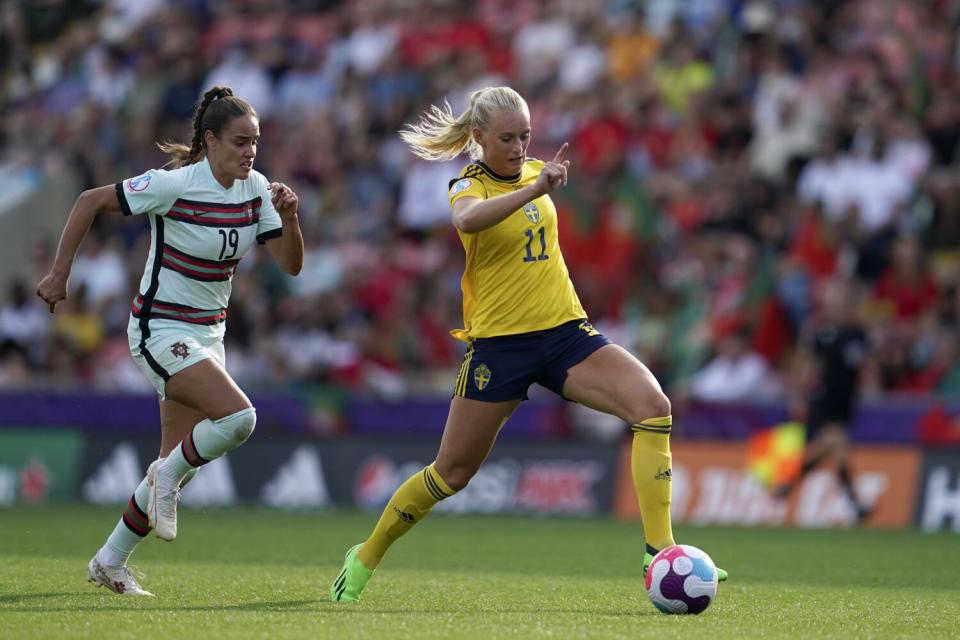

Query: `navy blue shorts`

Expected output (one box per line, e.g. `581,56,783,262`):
453,319,612,402
807,392,855,437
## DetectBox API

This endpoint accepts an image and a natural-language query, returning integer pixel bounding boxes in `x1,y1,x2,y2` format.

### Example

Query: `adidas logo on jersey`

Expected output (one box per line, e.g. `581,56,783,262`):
261,446,330,509
180,456,237,507
83,443,143,505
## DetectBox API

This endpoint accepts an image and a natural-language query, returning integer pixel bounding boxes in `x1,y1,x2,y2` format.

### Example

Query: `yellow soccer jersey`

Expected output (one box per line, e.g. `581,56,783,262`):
447,159,586,341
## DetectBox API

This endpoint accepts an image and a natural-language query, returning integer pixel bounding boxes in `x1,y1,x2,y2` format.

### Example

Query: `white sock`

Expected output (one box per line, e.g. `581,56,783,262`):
159,408,256,484
99,476,151,566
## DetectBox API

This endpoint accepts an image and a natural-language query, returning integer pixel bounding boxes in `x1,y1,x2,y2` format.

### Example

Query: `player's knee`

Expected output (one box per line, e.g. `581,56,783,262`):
637,392,671,424
213,407,257,445
437,463,476,492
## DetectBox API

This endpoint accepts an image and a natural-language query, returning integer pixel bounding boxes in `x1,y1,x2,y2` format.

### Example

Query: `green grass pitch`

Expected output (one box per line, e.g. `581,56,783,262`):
1,505,958,639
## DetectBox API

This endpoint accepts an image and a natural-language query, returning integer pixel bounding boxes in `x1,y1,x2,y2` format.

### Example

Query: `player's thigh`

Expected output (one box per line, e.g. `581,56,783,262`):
434,395,520,489
562,344,670,423
158,398,207,457
164,358,251,420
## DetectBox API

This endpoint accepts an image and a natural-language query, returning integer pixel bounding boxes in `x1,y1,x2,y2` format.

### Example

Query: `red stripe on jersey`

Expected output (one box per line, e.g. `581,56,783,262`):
130,295,226,325
160,258,234,281
162,244,239,269
172,197,261,214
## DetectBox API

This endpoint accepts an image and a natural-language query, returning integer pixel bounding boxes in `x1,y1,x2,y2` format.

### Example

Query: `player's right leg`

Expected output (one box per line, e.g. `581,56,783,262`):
331,396,519,602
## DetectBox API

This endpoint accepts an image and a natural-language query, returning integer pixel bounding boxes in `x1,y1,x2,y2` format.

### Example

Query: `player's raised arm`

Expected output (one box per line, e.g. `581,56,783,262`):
534,142,570,192
263,181,304,275
449,141,570,233
451,183,544,233
36,185,122,313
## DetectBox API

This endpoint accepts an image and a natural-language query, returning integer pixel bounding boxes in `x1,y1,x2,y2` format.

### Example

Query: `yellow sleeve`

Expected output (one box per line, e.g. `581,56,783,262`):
448,176,487,207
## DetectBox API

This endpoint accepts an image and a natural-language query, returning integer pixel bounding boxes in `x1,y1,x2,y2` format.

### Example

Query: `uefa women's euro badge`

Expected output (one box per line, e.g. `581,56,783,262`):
450,179,472,195
127,174,152,191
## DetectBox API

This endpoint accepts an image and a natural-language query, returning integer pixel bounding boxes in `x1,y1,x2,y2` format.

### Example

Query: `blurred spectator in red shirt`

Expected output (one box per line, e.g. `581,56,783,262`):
873,234,941,323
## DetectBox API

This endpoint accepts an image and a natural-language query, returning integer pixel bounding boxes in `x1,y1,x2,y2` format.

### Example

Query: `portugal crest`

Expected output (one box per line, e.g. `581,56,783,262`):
473,363,492,391
170,342,190,360
523,202,540,224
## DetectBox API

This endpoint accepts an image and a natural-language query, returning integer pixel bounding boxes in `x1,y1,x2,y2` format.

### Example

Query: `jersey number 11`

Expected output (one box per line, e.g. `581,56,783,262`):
522,227,549,262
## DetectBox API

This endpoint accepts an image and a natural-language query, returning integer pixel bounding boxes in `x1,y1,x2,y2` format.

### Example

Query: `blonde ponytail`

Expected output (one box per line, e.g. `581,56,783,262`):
400,87,529,162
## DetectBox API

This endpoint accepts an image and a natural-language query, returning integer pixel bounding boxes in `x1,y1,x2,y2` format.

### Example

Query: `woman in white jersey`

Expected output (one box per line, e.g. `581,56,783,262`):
36,86,304,596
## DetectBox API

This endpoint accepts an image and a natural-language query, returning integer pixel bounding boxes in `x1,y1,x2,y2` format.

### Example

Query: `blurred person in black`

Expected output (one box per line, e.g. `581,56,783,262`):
774,278,873,523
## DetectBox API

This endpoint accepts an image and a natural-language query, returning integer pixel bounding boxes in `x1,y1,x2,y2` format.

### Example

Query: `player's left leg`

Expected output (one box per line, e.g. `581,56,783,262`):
89,399,200,595
150,358,254,541
821,423,871,523
563,344,728,581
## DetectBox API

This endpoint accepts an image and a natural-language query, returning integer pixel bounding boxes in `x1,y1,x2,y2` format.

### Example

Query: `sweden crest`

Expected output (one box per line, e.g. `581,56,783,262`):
473,363,492,391
523,202,540,224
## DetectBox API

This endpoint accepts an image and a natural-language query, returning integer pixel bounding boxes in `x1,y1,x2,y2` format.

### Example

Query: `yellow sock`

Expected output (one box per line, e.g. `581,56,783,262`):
357,463,455,569
631,416,676,551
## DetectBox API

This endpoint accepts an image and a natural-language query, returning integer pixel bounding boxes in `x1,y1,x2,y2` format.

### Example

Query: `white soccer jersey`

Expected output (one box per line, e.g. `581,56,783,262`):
117,158,282,341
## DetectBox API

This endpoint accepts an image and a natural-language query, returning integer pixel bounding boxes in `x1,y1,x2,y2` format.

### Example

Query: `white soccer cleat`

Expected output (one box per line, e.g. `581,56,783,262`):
87,556,154,596
147,459,180,541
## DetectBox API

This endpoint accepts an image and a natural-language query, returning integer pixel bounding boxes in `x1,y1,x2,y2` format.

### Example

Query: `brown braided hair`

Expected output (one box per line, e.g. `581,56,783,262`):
157,86,258,168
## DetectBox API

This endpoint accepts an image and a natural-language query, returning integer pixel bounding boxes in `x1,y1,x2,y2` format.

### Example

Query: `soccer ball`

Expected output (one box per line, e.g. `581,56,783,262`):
645,545,719,614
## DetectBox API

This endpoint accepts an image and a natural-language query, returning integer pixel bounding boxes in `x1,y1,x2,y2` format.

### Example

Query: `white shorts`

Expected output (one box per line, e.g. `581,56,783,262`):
127,315,226,400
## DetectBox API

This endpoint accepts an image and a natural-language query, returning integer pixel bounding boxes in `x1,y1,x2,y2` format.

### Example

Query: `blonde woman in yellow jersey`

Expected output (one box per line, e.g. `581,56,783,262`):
331,86,726,602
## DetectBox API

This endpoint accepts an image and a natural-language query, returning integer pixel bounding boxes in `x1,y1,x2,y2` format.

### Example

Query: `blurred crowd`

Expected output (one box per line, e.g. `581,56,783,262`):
2,0,960,406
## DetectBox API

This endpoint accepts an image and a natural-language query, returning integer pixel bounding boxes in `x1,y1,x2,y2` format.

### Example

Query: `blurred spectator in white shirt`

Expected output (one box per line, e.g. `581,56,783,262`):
0,279,50,366
276,46,338,118
204,45,275,117
70,232,126,315
512,7,574,87
345,3,398,76
751,56,824,178
398,158,461,230
797,131,855,222
690,329,780,403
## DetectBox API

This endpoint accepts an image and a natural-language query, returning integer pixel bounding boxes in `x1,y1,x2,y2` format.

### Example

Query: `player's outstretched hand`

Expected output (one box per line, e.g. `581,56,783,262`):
36,272,68,313
269,182,300,220
533,143,570,196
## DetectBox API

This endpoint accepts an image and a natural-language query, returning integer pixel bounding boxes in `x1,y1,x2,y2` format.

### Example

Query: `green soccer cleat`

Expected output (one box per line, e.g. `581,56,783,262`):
330,543,375,602
643,550,728,582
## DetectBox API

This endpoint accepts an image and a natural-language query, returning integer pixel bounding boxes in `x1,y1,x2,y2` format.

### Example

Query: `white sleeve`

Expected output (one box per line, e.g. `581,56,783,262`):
255,175,283,244
115,168,184,217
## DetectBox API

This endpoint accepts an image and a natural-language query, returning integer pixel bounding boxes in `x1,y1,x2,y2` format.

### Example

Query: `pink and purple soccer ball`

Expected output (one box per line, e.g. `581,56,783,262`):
645,545,719,614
